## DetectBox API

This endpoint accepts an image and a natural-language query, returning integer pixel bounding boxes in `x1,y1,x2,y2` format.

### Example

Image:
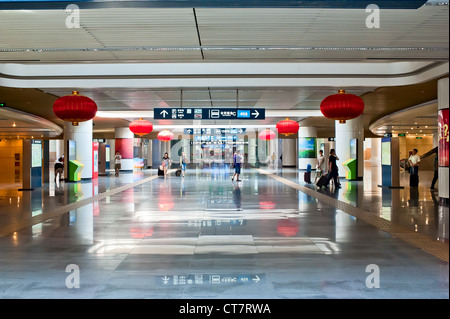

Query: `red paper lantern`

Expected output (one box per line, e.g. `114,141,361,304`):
259,129,276,141
157,129,174,142
129,118,153,137
320,89,364,124
276,118,299,136
53,91,97,126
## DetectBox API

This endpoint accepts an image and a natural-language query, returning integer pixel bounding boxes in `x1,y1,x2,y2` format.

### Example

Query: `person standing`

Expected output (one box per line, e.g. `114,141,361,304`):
325,149,341,188
314,150,325,184
430,153,438,190
180,151,188,178
408,148,420,187
114,151,122,176
162,152,172,179
231,150,243,182
271,153,276,168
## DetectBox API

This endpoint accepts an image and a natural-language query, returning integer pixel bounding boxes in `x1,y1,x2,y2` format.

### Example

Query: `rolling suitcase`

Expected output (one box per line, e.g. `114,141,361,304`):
304,171,312,184
175,168,182,176
316,175,328,188
157,165,164,176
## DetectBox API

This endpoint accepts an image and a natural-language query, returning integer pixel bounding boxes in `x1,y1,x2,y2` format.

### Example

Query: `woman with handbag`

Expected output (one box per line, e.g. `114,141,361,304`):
162,152,172,179
314,150,324,184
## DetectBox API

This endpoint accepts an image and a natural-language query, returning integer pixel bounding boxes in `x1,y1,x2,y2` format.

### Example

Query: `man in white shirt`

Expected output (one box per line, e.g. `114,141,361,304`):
408,148,420,176
231,150,243,182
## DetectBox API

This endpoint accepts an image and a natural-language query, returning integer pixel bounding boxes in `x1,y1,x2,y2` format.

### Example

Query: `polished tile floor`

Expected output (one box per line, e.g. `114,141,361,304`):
0,166,448,299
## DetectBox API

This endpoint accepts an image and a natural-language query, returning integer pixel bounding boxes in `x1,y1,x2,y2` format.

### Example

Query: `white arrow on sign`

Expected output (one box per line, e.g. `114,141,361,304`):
160,110,169,118
252,275,260,283
252,110,260,118
162,276,170,284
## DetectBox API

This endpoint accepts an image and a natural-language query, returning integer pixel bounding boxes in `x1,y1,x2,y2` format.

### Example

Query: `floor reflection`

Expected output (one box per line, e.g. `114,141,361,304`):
285,166,448,243
0,167,448,299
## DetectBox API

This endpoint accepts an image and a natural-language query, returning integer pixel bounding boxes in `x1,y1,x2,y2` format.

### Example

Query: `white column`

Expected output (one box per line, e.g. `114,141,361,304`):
298,127,316,169
64,120,93,179
438,78,449,200
115,127,134,171
335,115,364,179
146,141,152,168
249,139,257,166
282,138,297,167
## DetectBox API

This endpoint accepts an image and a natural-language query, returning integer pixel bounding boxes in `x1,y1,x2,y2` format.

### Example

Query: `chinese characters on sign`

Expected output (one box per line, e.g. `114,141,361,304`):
154,108,265,120
438,109,449,167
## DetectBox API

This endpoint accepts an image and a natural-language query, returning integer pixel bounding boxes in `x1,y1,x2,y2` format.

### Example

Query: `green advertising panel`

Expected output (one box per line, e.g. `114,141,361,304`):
298,137,316,158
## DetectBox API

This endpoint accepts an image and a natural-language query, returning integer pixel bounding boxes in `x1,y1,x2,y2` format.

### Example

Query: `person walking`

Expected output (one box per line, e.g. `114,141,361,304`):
430,153,438,190
162,152,172,179
408,148,420,187
314,150,325,184
231,150,243,182
54,156,64,182
325,149,341,188
180,151,188,178
114,151,122,176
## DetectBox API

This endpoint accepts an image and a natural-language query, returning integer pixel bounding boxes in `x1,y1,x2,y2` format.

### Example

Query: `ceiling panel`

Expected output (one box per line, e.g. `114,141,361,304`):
1,5,448,62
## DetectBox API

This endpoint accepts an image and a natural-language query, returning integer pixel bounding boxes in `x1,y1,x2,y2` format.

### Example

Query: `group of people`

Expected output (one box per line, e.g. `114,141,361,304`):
312,147,437,190
113,146,437,190
314,149,342,189
147,149,244,181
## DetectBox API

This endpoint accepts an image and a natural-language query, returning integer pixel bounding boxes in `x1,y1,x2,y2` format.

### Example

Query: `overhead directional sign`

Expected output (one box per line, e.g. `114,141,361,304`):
184,128,246,135
154,108,265,120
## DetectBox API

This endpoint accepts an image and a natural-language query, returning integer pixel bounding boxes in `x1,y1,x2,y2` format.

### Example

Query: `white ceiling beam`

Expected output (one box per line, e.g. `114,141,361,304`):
1,62,447,89
0,61,436,77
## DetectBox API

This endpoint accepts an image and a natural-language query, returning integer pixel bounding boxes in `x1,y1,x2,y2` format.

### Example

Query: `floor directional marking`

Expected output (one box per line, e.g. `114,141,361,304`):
256,168,449,263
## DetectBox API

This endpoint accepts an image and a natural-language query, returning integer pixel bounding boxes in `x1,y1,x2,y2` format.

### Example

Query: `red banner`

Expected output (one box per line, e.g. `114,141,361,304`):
438,108,449,167
115,138,133,159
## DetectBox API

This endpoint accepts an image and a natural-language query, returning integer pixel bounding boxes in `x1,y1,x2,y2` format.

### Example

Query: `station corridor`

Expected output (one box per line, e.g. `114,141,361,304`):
0,167,448,299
